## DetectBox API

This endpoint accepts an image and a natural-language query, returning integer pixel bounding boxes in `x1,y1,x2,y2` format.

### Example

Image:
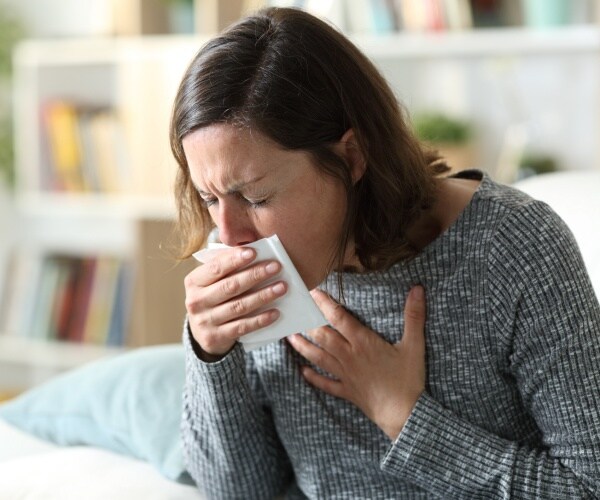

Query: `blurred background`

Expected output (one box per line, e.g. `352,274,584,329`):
1,0,599,398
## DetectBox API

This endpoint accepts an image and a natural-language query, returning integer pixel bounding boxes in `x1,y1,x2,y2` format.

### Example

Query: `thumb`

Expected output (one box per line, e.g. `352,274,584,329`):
401,285,426,352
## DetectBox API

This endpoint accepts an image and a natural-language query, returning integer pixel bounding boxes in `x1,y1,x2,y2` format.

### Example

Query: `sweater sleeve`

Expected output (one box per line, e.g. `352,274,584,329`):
381,201,600,499
181,327,293,499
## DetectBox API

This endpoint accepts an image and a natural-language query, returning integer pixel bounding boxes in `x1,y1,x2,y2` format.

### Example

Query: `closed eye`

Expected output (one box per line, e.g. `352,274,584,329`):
200,194,269,209
200,196,217,208
245,197,269,209
236,192,270,209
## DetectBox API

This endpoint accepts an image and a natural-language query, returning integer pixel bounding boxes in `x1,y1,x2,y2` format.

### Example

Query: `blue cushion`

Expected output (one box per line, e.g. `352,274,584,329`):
0,344,190,483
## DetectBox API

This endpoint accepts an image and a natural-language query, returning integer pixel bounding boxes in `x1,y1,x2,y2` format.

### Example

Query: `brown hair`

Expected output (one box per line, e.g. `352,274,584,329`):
170,7,448,274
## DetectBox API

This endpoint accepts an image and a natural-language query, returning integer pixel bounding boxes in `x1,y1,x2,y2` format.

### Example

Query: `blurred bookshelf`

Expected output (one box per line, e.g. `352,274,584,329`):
1,0,600,394
0,36,200,394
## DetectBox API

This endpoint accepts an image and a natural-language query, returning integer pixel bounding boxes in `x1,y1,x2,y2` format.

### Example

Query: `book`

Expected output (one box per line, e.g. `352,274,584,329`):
87,109,129,193
0,251,43,337
81,256,122,345
106,261,134,346
46,256,75,341
66,257,97,343
30,256,63,340
395,0,429,31
52,257,82,341
470,0,504,28
42,101,86,192
443,0,473,31
395,0,455,31
346,0,396,34
427,0,446,31
77,109,103,192
40,102,129,194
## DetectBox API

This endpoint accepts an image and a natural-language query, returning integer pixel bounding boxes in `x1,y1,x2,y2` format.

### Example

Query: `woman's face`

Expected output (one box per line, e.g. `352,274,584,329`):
182,123,349,289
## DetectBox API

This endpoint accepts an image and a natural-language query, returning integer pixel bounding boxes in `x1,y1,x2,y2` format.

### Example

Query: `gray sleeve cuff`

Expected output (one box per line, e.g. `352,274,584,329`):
381,392,515,497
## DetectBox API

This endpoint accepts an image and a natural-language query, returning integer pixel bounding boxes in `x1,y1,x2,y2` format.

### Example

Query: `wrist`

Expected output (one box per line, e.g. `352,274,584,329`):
379,391,423,441
187,327,231,363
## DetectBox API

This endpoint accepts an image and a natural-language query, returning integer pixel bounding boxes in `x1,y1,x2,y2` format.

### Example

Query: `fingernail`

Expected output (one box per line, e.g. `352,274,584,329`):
241,248,254,260
272,282,286,295
411,286,424,301
266,261,280,274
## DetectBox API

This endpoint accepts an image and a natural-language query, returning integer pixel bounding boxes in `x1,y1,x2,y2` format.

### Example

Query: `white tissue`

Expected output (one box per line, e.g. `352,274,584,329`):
192,235,327,351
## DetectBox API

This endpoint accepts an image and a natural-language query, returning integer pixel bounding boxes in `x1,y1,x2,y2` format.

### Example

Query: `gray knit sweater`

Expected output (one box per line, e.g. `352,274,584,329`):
182,171,600,499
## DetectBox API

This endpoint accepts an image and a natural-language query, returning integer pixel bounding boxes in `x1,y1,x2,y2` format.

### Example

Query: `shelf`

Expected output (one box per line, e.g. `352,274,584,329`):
0,335,125,371
0,335,126,392
351,25,600,59
16,192,177,220
15,25,600,67
13,35,203,67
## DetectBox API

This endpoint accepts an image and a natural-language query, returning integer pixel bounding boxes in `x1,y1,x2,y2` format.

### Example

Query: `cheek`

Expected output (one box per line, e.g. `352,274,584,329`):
280,199,347,288
308,187,347,242
277,200,341,247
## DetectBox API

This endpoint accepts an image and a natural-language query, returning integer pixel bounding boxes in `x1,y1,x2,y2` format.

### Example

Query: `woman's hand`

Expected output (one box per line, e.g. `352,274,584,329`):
185,247,287,358
287,286,427,440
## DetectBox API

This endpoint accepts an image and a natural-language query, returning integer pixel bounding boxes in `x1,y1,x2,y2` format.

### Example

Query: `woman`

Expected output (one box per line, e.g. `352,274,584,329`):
171,7,600,499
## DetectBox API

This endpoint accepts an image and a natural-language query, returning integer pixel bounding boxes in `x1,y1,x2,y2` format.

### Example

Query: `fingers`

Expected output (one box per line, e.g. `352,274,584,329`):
310,289,362,342
187,276,286,355
300,366,345,400
185,255,283,311
194,247,256,287
204,280,287,326
308,324,349,352
287,333,343,378
402,285,426,353
198,308,281,354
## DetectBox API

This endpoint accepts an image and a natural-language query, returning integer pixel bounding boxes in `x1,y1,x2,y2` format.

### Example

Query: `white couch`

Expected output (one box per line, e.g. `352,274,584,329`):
514,170,600,299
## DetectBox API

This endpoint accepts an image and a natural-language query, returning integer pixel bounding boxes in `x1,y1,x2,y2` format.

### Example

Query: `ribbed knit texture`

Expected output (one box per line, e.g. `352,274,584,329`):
182,171,600,499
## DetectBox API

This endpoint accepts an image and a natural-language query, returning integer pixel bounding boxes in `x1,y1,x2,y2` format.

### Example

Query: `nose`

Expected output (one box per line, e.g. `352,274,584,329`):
215,200,257,247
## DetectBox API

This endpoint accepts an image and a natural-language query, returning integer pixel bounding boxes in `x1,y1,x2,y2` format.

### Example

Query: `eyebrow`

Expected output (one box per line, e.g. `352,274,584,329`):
194,174,267,196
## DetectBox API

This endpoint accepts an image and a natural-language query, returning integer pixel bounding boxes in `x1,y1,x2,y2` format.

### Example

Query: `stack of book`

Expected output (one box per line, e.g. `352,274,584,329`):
0,253,132,346
270,0,475,33
41,100,130,193
266,0,529,34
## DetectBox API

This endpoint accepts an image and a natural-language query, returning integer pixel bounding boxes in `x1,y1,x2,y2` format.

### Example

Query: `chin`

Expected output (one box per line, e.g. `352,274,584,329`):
294,253,336,291
299,273,315,291
300,268,329,292
294,264,316,291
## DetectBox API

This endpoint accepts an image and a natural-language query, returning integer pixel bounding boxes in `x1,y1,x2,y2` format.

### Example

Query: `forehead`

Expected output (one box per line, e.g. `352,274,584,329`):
183,124,275,166
182,124,313,189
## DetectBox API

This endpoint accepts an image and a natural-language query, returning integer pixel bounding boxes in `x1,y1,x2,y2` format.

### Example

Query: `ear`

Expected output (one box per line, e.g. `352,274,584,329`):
336,129,366,185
